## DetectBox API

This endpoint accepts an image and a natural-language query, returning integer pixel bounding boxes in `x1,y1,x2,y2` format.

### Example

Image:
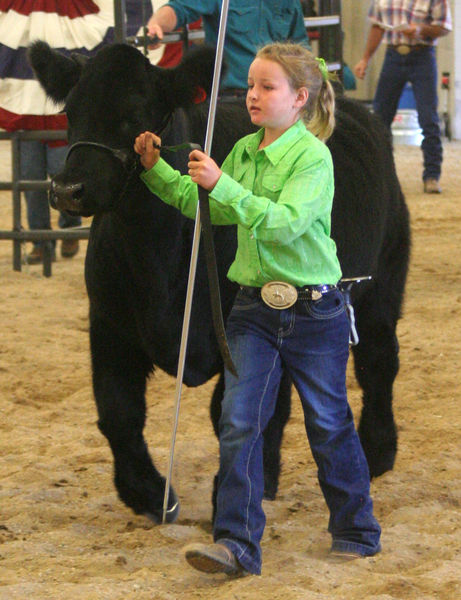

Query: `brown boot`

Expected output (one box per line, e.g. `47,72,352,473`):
183,542,247,576
61,239,79,258
25,245,56,265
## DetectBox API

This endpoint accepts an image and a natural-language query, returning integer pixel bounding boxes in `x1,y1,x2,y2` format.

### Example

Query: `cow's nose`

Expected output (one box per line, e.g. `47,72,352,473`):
50,180,83,209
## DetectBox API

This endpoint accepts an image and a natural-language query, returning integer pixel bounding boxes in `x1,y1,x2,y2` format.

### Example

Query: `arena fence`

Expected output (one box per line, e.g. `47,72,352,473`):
0,129,90,277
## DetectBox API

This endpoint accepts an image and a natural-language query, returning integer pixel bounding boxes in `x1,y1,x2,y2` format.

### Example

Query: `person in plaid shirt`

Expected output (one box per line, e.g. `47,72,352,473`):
354,1,452,194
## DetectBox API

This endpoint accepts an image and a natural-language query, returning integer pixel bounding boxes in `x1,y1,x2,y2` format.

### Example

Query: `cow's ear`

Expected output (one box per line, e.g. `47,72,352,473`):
70,52,89,70
28,41,82,103
159,45,225,108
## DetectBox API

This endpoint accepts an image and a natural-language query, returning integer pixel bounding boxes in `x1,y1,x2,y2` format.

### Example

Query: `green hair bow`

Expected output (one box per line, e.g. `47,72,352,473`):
315,57,329,82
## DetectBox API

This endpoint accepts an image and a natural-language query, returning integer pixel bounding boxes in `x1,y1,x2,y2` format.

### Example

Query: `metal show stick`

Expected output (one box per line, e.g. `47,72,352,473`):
162,0,230,525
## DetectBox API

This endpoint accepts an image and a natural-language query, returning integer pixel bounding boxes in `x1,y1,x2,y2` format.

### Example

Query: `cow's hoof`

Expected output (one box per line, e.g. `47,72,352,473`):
368,452,396,479
144,490,180,524
263,488,277,501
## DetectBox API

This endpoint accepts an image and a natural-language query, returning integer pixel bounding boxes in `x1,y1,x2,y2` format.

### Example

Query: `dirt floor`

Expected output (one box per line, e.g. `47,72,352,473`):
0,137,460,600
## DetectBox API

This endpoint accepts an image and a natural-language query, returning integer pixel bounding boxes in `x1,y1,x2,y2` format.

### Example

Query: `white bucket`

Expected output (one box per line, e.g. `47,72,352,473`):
392,109,423,146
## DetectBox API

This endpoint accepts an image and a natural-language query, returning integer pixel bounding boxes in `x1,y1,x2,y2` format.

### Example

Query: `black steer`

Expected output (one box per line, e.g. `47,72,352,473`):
28,41,410,522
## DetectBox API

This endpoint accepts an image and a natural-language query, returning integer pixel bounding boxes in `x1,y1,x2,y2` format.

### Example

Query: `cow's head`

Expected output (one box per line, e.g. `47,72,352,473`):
28,41,217,216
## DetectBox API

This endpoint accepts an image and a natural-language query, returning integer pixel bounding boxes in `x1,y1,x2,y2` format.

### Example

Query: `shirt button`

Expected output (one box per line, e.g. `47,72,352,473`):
250,233,254,239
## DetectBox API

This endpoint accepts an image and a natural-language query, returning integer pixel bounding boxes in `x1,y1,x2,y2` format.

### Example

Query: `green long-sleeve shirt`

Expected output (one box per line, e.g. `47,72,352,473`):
140,119,342,287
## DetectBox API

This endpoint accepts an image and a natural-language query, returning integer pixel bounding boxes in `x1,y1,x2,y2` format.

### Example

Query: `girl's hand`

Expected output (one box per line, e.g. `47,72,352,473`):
134,131,161,170
187,149,222,191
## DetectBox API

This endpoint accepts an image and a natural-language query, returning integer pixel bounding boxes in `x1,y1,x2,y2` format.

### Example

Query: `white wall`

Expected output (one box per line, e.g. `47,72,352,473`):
341,0,459,138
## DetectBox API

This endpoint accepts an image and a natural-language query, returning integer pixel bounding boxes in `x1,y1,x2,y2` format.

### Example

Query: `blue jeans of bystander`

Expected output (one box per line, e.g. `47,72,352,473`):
213,288,381,574
373,46,442,182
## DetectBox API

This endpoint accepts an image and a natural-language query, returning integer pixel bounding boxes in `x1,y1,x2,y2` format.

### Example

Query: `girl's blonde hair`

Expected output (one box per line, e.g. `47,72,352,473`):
255,42,336,142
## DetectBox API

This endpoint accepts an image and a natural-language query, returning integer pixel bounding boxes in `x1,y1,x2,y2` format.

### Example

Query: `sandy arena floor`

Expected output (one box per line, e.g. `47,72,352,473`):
0,137,460,599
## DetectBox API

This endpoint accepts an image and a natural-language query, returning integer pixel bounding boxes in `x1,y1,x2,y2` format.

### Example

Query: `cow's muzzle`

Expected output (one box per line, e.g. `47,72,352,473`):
49,180,84,211
50,141,139,213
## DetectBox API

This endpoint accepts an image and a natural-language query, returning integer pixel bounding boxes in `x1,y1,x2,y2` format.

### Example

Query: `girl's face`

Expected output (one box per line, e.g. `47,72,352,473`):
246,58,308,136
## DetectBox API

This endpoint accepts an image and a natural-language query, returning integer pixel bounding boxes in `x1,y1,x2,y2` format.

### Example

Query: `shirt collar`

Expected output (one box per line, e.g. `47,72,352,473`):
244,120,308,165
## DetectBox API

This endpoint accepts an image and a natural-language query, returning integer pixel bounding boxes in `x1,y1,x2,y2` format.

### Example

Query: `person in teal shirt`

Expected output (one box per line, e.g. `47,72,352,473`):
147,0,310,92
135,42,381,577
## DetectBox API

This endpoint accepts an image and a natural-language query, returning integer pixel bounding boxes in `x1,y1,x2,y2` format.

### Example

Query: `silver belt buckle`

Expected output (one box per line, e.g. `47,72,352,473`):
261,281,297,309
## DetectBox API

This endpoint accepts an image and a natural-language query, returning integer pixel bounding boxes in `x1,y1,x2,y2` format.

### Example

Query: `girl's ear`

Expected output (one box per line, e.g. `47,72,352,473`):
296,87,309,108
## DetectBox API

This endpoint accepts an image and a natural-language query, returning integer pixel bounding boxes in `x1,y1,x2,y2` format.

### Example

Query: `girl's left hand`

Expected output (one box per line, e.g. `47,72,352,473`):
188,150,222,191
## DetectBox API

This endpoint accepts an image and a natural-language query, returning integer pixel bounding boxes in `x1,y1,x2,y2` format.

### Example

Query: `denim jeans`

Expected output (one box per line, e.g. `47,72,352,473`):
373,46,442,181
20,141,81,247
214,288,381,574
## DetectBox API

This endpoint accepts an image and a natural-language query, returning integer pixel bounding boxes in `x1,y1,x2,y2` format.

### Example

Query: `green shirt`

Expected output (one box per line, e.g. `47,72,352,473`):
141,119,342,287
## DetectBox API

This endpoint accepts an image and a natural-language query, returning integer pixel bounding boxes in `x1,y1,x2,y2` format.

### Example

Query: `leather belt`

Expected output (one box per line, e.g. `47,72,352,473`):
240,281,337,310
388,44,430,55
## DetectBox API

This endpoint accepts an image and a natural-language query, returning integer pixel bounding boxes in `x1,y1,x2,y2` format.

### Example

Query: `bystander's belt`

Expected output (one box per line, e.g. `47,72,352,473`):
387,44,430,55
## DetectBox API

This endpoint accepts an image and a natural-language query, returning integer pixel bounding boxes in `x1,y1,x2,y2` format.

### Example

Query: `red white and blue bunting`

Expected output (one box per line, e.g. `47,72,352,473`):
0,1,153,130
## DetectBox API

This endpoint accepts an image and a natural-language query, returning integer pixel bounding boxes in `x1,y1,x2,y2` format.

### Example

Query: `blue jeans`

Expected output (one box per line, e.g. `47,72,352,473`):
20,141,81,247
373,46,442,181
214,289,381,574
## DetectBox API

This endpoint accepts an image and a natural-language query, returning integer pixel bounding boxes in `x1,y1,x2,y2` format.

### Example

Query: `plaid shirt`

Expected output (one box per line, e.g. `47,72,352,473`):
368,0,452,46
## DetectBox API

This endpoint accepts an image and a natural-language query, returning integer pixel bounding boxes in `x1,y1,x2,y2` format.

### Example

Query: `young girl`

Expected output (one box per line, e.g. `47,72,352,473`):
134,42,381,577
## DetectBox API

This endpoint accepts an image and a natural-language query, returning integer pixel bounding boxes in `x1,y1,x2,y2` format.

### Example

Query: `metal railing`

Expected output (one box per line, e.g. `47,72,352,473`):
127,14,342,73
0,129,90,277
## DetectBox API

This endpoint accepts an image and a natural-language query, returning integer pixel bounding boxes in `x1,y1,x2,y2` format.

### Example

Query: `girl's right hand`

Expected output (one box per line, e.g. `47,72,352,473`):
134,131,161,170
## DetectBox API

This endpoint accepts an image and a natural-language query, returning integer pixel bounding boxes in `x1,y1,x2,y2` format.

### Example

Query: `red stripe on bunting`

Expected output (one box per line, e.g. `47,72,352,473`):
0,0,100,18
0,106,68,132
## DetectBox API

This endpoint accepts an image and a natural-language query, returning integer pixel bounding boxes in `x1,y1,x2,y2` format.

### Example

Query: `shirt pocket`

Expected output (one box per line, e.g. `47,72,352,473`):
227,4,257,34
413,0,431,19
271,0,298,37
260,175,284,201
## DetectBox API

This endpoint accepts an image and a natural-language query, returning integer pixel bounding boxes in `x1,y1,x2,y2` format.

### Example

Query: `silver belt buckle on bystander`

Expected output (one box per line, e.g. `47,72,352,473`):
395,44,411,55
261,281,298,309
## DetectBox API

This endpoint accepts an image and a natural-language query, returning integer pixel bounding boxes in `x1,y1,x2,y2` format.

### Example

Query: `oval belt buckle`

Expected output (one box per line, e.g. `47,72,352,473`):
397,45,411,55
261,281,298,310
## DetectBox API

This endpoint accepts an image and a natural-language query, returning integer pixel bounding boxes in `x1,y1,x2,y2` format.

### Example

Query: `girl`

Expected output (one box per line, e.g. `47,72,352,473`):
134,42,381,577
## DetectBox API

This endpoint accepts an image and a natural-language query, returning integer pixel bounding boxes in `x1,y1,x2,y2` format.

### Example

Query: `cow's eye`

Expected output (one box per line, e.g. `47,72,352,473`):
120,118,140,134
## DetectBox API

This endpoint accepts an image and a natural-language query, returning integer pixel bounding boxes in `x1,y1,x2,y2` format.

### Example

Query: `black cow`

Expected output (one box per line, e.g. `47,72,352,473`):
29,41,410,523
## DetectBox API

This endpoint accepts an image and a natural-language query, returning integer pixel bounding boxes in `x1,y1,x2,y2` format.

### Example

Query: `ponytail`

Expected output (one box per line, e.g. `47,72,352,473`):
307,78,336,142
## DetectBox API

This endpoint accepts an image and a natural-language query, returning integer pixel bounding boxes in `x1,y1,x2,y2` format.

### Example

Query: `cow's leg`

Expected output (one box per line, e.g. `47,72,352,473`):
352,203,409,478
90,317,179,522
352,305,399,478
352,260,409,478
210,368,291,508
